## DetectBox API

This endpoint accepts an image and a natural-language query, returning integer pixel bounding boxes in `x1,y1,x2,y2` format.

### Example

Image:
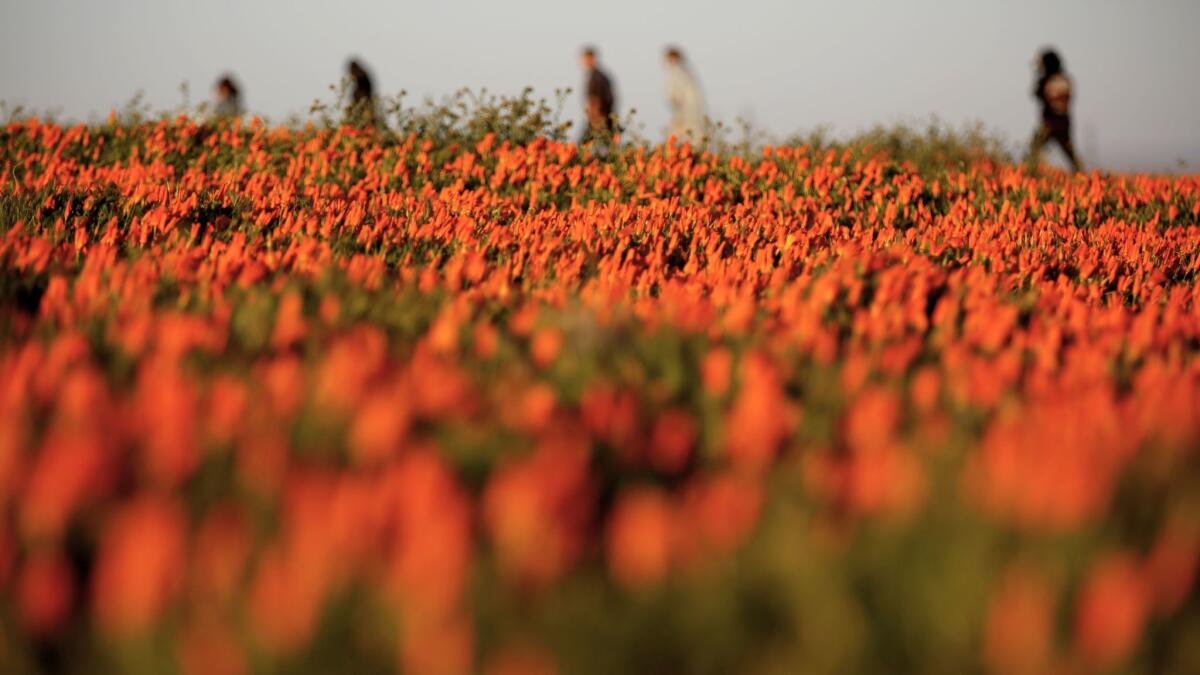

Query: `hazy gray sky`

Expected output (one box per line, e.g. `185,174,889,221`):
2,0,1198,171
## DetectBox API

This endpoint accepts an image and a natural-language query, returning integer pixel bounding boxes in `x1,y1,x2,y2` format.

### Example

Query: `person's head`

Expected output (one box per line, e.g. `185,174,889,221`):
216,75,238,100
1038,49,1063,76
580,46,598,70
664,46,683,66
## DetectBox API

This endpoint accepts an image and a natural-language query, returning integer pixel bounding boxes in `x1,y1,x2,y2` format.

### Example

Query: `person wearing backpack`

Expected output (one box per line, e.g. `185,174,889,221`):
1028,48,1082,172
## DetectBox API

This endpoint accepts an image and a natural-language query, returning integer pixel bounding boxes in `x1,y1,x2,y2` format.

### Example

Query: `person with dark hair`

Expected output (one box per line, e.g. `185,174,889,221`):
213,75,242,119
579,46,617,144
663,46,705,143
346,59,377,126
1028,48,1082,171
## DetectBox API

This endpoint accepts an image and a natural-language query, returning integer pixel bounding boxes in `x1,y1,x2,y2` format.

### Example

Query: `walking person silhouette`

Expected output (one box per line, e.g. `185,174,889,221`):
213,75,243,119
663,46,705,144
579,46,617,146
1028,49,1082,172
346,59,377,127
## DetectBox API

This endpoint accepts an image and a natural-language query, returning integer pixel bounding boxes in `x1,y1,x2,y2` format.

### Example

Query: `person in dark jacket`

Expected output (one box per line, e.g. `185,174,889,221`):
1028,49,1082,171
579,46,617,144
346,59,377,127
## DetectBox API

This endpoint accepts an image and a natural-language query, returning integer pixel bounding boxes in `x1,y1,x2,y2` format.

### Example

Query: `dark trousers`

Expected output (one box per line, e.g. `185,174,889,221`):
1028,115,1082,171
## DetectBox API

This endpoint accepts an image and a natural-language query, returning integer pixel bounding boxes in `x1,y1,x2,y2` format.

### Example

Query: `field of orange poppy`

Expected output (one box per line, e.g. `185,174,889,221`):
1,112,1198,674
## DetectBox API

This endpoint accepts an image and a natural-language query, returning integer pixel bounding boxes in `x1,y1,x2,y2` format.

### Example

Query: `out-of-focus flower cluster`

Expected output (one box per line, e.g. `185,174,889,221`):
0,117,1198,674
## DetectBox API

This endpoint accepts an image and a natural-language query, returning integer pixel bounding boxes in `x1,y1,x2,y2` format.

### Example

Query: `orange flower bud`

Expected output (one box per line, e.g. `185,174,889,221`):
606,488,675,589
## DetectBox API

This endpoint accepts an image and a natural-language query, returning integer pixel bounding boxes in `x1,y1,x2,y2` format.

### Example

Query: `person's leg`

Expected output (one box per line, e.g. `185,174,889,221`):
1026,125,1051,171
591,120,617,152
1054,131,1083,172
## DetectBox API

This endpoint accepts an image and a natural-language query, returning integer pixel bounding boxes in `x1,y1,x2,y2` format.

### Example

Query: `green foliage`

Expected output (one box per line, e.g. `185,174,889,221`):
5,87,1015,177
786,117,1014,175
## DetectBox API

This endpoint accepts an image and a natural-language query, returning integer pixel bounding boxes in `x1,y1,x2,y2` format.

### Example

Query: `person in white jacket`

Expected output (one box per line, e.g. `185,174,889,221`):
663,46,705,144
